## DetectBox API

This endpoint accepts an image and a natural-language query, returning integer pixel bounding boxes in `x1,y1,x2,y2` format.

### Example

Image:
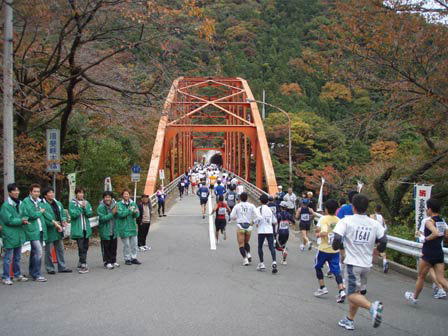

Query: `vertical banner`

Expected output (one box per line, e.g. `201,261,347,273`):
357,180,364,193
317,177,325,212
46,129,61,172
104,177,112,191
67,173,76,201
415,184,432,231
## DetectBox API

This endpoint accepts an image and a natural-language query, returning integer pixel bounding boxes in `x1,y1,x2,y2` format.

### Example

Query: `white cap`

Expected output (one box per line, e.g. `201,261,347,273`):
278,185,283,189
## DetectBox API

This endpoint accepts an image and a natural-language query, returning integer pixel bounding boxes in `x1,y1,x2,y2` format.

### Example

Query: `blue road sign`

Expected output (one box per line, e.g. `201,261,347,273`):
132,165,141,174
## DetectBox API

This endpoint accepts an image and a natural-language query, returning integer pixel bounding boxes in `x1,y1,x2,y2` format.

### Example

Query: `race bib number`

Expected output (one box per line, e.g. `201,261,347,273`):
181,183,185,187
263,216,272,226
279,220,289,230
301,214,310,221
218,208,226,215
241,206,248,214
328,233,335,246
354,226,372,244
201,192,207,198
269,206,277,215
435,221,446,236
228,195,234,200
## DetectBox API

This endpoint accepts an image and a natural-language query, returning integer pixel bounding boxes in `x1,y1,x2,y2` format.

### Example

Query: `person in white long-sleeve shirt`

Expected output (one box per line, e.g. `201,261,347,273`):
256,194,278,274
230,192,262,266
283,188,297,215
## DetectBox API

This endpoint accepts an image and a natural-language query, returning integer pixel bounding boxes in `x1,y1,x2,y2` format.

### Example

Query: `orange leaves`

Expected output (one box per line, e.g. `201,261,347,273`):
13,135,49,180
280,83,303,97
297,166,341,195
370,141,398,161
319,82,352,102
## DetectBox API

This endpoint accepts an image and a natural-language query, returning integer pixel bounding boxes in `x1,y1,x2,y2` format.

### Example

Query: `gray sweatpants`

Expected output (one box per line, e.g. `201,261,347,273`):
121,236,138,261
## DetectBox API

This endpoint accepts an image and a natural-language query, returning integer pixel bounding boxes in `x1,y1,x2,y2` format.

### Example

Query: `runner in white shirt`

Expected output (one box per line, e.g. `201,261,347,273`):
230,192,262,266
370,204,389,273
332,194,387,331
236,180,244,196
256,194,278,274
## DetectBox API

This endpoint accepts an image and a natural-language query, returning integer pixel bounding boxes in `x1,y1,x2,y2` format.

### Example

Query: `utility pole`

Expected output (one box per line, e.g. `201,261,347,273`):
3,1,14,200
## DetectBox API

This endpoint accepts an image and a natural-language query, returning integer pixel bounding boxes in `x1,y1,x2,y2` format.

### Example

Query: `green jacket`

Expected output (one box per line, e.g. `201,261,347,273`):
41,199,67,243
68,199,94,239
97,200,117,240
0,198,26,249
20,196,47,241
115,200,139,238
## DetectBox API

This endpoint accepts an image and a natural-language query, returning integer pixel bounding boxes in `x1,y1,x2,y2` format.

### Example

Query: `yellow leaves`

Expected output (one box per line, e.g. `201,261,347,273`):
288,58,315,74
319,81,352,102
198,18,216,43
280,83,303,97
370,141,398,161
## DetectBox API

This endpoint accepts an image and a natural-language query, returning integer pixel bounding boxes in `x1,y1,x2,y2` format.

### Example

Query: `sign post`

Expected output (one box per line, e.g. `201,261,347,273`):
317,177,325,212
159,169,165,187
131,165,141,202
415,184,432,232
46,129,61,196
67,173,76,201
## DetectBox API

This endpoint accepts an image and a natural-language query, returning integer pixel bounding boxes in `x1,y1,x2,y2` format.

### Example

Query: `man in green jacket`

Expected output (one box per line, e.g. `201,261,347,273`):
116,189,141,265
68,187,94,274
97,191,118,269
41,187,72,274
20,184,48,282
1,183,29,285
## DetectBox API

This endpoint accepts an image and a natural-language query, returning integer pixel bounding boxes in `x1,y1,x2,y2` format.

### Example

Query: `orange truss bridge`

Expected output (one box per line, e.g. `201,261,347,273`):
144,77,278,195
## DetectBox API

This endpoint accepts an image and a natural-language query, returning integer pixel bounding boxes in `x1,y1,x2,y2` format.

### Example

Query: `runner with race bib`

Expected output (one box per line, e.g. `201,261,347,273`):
196,182,210,219
295,198,316,251
210,195,231,242
225,185,238,211
256,194,278,274
276,201,295,265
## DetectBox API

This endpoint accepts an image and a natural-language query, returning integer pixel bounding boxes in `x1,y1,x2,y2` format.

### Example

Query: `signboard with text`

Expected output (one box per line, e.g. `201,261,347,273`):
46,129,61,172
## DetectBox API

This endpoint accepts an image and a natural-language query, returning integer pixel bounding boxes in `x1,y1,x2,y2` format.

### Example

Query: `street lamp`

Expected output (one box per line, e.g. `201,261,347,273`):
246,98,293,187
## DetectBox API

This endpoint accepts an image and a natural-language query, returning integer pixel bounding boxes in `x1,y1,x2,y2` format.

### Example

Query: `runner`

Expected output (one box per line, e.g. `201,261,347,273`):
236,180,244,196
295,199,316,251
196,182,210,219
214,179,227,198
370,204,389,273
225,185,238,211
178,178,185,199
313,199,346,303
156,186,167,217
191,172,198,194
276,201,295,265
210,195,231,242
230,192,262,266
256,194,278,274
209,172,217,193
332,194,387,330
405,198,448,304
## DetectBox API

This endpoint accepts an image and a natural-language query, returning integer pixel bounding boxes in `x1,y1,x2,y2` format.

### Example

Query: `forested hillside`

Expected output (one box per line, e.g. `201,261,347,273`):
1,0,447,226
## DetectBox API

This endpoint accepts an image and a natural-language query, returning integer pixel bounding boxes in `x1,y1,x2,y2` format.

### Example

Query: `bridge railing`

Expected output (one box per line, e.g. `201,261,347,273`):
223,169,448,265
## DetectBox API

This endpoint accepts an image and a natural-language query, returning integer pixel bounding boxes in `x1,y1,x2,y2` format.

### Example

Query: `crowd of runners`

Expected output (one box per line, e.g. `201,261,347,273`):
1,162,447,331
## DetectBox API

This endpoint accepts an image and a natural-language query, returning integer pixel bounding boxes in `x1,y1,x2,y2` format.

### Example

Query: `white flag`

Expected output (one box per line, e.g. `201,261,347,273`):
104,177,113,191
317,177,325,212
415,184,432,231
67,173,76,201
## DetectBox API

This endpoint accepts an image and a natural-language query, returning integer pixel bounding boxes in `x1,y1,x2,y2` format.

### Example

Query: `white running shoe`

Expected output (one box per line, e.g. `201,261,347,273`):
434,288,447,299
138,247,145,252
2,278,13,285
314,287,329,297
144,246,152,251
13,275,28,282
337,290,346,303
106,263,114,270
282,259,287,265
113,262,120,268
257,263,266,271
243,258,249,266
300,244,305,251
338,317,355,330
247,253,252,263
405,291,418,304
370,301,383,328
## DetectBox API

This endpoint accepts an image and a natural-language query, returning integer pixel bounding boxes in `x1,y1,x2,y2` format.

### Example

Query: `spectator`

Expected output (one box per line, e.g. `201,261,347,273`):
41,187,72,274
20,184,47,282
137,194,152,252
97,191,118,270
275,186,286,205
1,183,29,285
307,191,317,211
283,187,297,215
336,198,346,217
156,186,167,217
68,187,95,274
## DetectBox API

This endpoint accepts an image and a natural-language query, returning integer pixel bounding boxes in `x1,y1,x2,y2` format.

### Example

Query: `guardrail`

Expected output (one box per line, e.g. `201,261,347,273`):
222,169,448,265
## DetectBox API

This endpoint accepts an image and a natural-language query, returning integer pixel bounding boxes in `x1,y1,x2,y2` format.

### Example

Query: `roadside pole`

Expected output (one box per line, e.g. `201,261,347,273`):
131,164,141,203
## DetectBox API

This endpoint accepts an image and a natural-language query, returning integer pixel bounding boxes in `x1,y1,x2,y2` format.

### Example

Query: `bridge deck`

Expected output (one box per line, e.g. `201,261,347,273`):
1,194,447,336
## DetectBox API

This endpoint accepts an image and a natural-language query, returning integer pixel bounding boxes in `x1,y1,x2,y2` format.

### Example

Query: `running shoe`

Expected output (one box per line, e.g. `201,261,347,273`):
308,242,312,250
272,261,278,274
432,283,438,297
247,253,252,263
78,265,89,274
314,287,329,297
114,262,120,268
338,317,355,330
243,258,249,266
138,247,145,252
326,271,333,278
144,246,152,251
282,248,288,260
337,290,346,303
2,278,13,285
405,291,418,304
13,275,28,282
282,259,287,265
383,261,389,274
370,301,383,328
125,260,132,265
106,263,114,270
34,276,48,282
434,288,447,299
257,263,266,271
300,244,305,251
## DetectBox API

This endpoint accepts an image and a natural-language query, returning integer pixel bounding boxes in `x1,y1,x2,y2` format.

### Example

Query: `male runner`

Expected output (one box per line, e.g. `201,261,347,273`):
196,182,210,219
256,194,278,274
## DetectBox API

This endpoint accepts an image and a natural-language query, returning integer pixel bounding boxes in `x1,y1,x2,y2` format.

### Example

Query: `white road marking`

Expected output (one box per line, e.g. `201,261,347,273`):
208,196,216,250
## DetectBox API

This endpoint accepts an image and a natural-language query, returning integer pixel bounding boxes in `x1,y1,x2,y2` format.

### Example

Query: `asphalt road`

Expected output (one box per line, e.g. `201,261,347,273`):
1,193,447,336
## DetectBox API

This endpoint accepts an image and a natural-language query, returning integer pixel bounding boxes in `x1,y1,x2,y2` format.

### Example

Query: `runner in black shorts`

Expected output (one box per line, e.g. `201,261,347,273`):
276,201,295,265
196,181,210,219
406,198,448,304
210,195,231,242
295,199,316,251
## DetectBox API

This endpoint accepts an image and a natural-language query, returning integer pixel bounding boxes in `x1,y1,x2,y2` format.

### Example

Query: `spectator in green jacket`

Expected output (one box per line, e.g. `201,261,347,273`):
20,184,47,282
116,189,141,265
41,187,72,275
1,183,29,285
97,191,119,270
68,187,94,274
